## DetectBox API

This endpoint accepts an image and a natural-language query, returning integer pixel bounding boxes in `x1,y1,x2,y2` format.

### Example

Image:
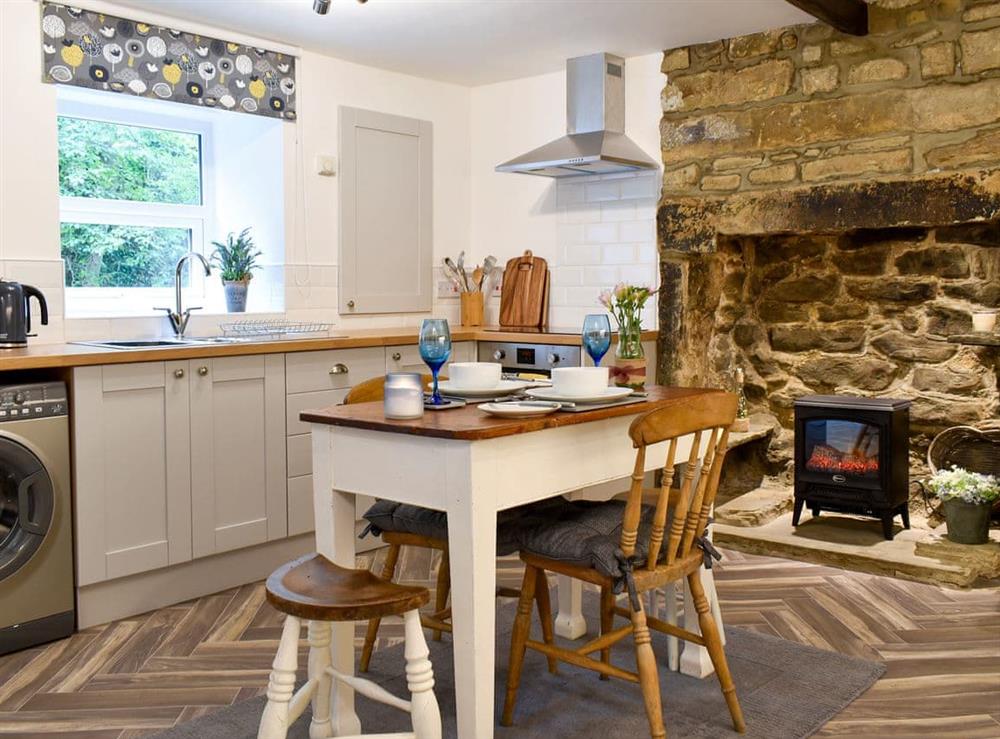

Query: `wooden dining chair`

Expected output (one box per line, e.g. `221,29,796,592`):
258,552,442,739
501,391,746,738
344,375,557,675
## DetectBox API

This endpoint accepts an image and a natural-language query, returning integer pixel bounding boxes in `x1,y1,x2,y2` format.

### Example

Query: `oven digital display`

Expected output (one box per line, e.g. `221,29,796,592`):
516,347,536,365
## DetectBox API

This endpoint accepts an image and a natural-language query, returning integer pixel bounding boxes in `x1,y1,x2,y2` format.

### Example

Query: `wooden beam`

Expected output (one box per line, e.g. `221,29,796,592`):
785,0,869,36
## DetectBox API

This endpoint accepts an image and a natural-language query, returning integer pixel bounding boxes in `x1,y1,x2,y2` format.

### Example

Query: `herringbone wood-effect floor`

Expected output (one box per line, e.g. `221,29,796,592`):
0,549,997,739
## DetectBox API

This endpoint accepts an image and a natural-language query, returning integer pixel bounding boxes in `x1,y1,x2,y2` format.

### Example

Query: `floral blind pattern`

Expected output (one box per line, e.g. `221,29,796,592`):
40,2,296,120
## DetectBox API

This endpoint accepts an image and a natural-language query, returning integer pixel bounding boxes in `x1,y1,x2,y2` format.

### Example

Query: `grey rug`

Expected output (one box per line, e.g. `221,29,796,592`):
152,590,884,738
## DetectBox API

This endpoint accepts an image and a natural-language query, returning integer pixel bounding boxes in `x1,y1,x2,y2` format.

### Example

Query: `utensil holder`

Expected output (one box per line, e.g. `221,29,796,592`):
460,291,484,326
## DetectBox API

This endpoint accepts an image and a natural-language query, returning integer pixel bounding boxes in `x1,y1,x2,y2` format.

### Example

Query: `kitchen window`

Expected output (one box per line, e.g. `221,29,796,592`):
58,93,214,317
57,88,285,318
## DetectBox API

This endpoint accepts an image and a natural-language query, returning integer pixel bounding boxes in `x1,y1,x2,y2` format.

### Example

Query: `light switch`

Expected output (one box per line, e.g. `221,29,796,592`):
315,155,337,177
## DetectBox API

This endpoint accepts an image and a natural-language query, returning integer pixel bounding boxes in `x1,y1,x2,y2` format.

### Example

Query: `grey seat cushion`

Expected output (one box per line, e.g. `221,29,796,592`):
514,499,658,593
362,498,565,557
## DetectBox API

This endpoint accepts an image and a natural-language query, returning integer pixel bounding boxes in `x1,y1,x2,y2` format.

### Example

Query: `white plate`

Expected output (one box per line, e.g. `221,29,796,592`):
524,386,634,404
479,402,560,418
434,379,530,398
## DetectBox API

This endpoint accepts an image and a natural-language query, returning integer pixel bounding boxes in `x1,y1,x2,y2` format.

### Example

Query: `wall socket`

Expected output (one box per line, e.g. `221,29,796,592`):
437,279,461,299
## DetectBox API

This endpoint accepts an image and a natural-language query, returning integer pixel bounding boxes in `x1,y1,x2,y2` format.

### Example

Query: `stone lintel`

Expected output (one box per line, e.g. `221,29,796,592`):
658,168,1000,253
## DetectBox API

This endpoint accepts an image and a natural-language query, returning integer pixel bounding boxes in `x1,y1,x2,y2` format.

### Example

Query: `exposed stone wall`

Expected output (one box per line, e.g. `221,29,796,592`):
704,224,999,439
658,0,1000,204
656,0,1000,476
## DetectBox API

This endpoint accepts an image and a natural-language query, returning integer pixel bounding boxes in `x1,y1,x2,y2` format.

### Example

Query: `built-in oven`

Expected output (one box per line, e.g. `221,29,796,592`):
478,341,581,377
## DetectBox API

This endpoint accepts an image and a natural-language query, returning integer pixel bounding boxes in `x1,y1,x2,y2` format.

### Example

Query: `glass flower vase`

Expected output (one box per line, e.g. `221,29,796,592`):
612,321,646,389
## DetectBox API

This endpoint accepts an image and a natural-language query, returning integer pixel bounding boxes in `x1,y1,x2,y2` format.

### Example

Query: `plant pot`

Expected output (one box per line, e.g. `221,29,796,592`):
611,324,646,389
943,498,992,544
223,279,250,313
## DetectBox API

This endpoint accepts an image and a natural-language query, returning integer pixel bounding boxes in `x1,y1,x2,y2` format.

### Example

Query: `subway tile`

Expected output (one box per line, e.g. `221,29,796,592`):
619,219,655,243
602,245,636,264
601,200,637,222
556,182,585,207
620,174,661,200
583,265,619,287
562,244,602,265
584,222,618,244
551,267,584,287
557,223,586,246
637,243,659,264
565,286,603,307
559,204,602,225
585,180,621,203
619,264,657,287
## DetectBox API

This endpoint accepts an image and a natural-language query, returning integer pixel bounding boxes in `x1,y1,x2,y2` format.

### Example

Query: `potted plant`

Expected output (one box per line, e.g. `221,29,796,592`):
927,465,999,544
598,282,657,389
211,228,262,313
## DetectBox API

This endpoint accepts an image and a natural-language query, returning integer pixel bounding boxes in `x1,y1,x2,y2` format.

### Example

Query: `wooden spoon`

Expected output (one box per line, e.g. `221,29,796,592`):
472,267,484,292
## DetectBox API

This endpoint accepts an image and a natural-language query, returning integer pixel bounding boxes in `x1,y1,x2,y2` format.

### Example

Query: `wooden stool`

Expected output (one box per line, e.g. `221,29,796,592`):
259,553,442,739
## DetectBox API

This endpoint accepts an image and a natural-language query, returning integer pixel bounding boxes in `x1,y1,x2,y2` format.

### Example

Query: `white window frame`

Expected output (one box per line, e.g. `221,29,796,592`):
57,93,216,318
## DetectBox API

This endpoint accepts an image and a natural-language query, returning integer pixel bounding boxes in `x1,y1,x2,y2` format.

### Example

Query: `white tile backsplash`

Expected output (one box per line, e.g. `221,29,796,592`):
546,171,661,330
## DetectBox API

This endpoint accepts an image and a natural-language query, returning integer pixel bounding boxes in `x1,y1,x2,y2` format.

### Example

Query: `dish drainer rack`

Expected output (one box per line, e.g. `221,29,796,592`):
219,319,334,339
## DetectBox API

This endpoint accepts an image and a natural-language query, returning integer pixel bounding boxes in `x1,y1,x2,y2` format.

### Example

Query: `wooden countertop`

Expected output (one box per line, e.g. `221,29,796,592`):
0,326,657,371
300,385,721,441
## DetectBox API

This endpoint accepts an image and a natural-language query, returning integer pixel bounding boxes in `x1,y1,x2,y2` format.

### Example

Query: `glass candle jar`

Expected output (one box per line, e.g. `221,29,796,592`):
383,372,425,419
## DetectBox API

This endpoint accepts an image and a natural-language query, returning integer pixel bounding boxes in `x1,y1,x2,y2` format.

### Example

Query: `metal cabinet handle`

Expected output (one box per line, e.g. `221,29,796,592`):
174,369,185,379
329,363,349,375
392,352,402,361
198,366,209,376
347,300,356,309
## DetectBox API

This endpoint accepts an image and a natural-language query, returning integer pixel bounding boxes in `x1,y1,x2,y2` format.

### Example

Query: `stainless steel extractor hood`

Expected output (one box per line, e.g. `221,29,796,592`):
496,52,659,178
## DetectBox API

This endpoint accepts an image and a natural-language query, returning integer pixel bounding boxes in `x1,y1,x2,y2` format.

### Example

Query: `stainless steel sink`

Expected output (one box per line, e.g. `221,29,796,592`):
72,337,242,350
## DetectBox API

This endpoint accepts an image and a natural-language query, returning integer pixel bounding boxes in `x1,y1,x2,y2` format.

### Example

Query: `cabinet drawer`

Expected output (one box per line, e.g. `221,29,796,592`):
287,433,312,478
286,347,385,394
385,340,475,374
286,389,347,436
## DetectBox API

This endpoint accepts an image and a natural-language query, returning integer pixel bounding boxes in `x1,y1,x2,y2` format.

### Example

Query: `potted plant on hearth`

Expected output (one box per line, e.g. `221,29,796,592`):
599,282,657,389
926,465,999,545
211,227,262,313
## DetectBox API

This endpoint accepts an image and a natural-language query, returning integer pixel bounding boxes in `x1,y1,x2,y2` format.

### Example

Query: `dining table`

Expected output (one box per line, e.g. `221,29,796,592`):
301,384,728,738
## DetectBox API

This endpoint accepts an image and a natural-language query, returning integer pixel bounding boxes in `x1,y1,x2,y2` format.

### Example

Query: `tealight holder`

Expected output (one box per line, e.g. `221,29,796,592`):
384,372,425,419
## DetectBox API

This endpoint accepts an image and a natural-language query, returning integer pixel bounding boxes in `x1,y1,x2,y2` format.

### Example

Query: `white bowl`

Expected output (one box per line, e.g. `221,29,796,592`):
447,362,502,390
550,366,609,397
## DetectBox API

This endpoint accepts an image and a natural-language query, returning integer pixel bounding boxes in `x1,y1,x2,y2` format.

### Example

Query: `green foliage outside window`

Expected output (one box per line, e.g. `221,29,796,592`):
61,223,191,288
58,116,204,288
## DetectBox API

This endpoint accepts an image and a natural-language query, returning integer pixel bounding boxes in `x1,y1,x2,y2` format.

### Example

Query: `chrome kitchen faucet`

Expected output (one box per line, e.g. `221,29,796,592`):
156,252,212,338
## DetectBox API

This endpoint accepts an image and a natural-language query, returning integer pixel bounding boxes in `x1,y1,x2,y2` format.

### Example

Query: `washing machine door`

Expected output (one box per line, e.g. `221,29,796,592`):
0,436,54,582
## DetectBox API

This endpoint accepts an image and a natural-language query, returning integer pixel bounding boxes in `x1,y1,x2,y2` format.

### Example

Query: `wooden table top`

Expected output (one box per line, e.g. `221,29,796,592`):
300,385,723,441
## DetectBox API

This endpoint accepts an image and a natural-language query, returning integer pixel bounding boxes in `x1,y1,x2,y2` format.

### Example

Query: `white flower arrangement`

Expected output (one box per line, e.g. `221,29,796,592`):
927,465,1000,505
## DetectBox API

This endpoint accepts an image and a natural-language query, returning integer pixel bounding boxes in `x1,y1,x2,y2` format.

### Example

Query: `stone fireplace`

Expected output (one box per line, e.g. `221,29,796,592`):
655,0,1000,497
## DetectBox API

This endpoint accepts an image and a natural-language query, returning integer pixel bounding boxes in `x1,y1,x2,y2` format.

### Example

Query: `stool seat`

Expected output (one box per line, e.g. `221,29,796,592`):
265,553,430,621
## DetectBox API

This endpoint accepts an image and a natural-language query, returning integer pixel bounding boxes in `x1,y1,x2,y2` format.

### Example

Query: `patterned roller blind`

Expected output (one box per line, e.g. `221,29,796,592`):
40,2,297,120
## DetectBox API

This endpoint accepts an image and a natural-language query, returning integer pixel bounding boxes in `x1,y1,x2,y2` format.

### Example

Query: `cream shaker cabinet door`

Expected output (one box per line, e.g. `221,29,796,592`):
72,362,191,585
339,106,433,315
190,354,287,558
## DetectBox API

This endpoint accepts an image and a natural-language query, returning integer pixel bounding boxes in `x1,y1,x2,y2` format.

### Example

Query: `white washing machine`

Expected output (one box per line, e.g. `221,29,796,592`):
0,381,75,655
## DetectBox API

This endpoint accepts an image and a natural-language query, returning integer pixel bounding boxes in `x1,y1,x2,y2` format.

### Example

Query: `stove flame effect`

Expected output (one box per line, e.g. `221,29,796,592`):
806,444,880,475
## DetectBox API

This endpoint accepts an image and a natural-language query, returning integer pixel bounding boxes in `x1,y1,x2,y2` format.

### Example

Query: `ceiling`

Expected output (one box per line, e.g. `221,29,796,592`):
112,0,814,86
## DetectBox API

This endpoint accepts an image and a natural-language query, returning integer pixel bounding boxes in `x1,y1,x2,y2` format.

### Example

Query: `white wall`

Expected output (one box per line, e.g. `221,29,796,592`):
469,53,663,330
0,0,471,342
1,0,663,343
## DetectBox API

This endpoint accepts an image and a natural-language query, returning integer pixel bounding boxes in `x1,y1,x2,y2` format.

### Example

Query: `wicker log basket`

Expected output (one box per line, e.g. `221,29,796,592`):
926,420,1000,519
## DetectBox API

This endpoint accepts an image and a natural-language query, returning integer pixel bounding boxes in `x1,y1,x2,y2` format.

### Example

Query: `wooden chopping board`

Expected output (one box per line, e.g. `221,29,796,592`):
499,250,549,328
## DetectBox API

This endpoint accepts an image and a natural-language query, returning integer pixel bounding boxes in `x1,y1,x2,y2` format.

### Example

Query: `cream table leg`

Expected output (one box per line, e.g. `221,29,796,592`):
554,576,587,640
311,426,362,736
447,492,498,739
679,567,724,678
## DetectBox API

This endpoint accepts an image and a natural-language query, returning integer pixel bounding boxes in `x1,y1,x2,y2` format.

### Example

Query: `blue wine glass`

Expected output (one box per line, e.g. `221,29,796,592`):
419,318,452,405
582,314,612,367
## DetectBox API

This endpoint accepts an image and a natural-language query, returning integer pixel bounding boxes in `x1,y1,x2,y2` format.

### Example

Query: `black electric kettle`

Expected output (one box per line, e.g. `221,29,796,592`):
0,279,48,348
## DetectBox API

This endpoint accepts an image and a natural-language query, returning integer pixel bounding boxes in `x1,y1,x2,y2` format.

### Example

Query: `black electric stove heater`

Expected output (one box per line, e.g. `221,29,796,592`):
793,395,912,540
